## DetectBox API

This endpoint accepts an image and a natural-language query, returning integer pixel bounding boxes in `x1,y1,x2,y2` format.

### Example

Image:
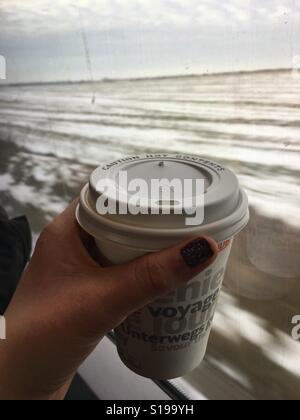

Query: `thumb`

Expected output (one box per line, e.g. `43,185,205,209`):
106,237,219,318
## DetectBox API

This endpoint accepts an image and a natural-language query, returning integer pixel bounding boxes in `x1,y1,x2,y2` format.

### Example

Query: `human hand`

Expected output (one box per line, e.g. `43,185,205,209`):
0,200,218,400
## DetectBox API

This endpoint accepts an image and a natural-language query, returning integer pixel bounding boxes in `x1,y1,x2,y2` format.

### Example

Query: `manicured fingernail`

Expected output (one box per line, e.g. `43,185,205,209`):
181,238,215,268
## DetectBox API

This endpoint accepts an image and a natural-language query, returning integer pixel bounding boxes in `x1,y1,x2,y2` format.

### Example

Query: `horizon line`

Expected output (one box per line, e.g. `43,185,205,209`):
0,67,292,88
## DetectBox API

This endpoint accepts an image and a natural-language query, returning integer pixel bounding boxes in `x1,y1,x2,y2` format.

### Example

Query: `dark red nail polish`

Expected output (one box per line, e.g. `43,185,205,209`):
181,239,214,268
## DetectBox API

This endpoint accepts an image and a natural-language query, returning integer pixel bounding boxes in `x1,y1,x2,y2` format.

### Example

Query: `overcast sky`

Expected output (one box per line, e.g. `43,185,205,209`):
0,0,299,83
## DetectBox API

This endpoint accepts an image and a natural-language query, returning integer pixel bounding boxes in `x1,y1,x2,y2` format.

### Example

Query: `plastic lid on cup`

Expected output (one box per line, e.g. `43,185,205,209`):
77,154,249,249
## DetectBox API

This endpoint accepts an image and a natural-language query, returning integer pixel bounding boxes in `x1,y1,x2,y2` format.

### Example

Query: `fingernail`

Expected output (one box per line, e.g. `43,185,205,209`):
181,238,215,268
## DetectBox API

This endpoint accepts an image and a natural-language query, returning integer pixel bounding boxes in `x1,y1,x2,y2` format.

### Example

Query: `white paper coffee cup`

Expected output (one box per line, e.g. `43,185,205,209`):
76,154,249,379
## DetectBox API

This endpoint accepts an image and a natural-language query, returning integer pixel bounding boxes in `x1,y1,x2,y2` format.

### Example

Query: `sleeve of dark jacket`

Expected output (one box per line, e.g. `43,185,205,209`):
0,213,32,314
